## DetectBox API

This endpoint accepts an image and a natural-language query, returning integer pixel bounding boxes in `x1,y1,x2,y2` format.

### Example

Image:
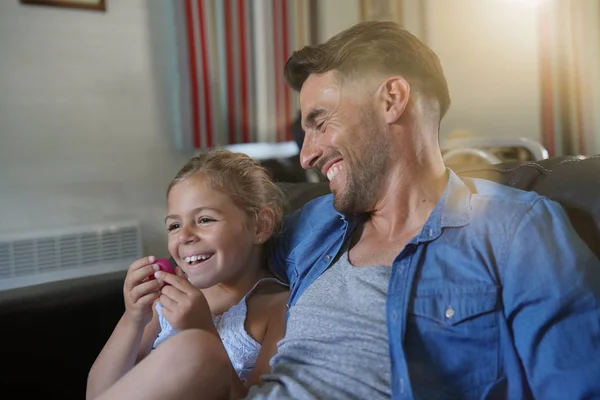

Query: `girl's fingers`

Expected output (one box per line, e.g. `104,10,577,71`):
127,264,159,289
158,292,179,312
154,271,194,295
128,256,156,272
130,278,163,303
136,290,161,309
175,266,187,278
159,281,188,304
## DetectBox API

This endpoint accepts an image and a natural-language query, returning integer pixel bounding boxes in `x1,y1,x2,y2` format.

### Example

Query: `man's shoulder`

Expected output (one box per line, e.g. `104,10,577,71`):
460,176,566,233
283,193,340,229
278,193,346,256
465,176,543,204
465,176,554,211
300,192,337,214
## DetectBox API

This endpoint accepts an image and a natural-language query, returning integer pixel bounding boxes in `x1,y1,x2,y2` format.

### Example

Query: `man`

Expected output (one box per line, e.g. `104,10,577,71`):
98,21,600,399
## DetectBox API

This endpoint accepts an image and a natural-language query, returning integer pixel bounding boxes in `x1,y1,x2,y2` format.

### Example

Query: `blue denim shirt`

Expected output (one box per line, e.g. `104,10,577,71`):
271,170,600,399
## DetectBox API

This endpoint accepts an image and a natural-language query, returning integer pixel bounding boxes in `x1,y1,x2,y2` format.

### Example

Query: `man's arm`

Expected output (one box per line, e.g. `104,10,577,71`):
503,198,600,399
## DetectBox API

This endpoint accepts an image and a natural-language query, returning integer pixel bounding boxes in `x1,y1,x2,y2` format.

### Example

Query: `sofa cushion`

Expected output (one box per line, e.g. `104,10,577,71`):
452,155,600,259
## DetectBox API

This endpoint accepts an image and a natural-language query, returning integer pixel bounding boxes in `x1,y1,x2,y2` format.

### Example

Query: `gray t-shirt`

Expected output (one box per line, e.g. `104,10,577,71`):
246,250,392,399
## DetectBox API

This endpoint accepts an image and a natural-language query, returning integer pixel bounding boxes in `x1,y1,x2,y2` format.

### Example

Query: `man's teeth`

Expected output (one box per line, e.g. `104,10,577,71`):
184,255,210,263
327,164,342,181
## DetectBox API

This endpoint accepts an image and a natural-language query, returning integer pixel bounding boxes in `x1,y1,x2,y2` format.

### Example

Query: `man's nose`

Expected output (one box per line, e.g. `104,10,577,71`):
300,132,322,170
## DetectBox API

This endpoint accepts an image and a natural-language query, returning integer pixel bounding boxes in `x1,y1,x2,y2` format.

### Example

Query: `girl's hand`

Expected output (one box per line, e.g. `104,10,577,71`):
155,271,214,332
122,256,163,327
174,264,188,279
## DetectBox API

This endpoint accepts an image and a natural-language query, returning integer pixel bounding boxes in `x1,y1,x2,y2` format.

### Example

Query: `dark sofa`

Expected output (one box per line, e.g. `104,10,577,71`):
1,155,599,398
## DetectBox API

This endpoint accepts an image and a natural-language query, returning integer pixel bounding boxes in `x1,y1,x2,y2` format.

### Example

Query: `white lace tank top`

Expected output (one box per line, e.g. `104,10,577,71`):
153,277,287,383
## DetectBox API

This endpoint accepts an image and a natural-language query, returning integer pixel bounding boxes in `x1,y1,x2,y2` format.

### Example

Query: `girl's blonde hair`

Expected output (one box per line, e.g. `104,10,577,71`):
168,149,288,234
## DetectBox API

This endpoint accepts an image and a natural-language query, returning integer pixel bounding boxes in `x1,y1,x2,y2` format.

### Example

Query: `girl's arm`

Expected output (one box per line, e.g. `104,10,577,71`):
86,256,163,399
86,309,161,399
136,306,162,362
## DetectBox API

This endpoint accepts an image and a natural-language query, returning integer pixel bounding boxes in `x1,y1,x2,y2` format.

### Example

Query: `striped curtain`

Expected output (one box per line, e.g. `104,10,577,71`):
150,0,313,150
539,0,600,157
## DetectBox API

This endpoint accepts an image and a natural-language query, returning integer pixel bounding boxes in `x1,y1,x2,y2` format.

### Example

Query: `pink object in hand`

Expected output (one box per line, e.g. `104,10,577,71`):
149,258,176,280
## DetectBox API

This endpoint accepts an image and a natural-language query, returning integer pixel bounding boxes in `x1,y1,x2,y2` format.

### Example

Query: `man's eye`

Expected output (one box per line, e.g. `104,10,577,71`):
317,122,325,132
167,223,180,232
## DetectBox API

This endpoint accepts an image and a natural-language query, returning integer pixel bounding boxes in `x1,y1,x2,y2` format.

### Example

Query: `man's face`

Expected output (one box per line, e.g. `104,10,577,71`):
299,71,390,214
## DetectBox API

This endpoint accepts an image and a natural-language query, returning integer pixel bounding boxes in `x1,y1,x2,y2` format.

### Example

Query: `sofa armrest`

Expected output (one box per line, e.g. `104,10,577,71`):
0,271,126,398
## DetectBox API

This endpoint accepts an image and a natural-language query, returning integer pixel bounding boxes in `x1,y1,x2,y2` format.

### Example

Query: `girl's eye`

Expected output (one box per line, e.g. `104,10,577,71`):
198,217,215,224
167,223,180,232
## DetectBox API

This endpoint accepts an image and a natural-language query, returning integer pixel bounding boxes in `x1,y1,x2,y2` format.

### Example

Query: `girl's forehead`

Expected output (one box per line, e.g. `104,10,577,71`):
167,176,243,214
171,174,217,195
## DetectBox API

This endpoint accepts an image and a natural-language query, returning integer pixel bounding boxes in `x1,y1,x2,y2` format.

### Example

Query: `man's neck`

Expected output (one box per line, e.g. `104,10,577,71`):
367,156,448,241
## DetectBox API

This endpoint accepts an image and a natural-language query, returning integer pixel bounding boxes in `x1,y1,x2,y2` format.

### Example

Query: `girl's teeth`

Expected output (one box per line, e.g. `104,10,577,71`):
184,254,211,264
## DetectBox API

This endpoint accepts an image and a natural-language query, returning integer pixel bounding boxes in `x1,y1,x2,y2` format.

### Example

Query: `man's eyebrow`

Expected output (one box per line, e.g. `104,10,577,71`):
302,108,326,131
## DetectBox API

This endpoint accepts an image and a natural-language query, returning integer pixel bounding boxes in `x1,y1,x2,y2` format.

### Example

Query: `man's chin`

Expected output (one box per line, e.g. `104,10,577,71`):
333,185,376,214
332,192,347,213
333,192,358,214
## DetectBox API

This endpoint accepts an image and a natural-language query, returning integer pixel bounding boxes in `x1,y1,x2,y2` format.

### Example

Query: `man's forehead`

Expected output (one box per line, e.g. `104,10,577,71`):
300,73,340,113
300,71,337,95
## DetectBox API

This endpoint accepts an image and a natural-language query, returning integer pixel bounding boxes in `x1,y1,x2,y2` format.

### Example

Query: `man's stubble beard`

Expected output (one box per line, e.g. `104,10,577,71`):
334,111,390,214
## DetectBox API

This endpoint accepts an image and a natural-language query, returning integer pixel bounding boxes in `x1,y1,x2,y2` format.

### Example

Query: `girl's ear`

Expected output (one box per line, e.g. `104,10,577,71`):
254,208,275,244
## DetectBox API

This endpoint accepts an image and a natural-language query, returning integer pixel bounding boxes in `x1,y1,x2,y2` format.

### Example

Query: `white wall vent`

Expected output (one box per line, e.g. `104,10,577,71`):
0,220,142,291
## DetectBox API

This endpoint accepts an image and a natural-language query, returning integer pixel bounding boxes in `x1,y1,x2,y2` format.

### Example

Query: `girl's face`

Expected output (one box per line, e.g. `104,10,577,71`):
165,174,261,289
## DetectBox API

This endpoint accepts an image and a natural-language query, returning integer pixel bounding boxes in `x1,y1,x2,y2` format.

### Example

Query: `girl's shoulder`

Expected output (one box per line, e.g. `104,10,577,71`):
247,278,289,312
244,279,289,344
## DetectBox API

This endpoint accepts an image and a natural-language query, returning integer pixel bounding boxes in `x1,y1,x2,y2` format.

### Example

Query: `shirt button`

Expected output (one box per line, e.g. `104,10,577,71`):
325,255,331,260
392,311,397,322
445,307,455,319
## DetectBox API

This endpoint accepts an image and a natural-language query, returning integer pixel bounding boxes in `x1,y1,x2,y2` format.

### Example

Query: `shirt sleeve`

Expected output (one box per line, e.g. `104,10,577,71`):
268,209,301,285
502,198,600,399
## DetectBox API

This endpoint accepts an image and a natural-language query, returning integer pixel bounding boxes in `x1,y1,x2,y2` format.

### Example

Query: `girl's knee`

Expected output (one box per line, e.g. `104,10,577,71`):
160,329,230,373
152,330,232,397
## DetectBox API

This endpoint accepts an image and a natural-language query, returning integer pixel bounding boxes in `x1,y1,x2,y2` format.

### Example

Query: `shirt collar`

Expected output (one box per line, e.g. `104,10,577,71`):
416,169,472,243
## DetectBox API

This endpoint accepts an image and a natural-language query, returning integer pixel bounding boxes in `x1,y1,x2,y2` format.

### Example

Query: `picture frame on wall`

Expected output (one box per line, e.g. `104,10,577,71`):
360,0,403,24
20,0,106,12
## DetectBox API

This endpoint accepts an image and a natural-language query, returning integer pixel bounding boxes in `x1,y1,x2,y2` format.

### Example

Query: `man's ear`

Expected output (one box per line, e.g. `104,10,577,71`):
380,76,410,124
254,208,275,244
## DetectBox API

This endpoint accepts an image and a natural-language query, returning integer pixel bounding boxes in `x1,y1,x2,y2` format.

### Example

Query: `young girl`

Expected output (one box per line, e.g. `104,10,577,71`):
87,149,289,399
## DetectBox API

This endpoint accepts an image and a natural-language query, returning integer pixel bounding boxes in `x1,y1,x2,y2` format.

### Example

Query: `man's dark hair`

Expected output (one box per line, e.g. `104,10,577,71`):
284,21,451,119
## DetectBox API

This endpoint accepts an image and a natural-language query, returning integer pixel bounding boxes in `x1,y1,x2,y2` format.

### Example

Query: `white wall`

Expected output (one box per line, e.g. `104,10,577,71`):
427,0,541,141
0,0,191,256
317,0,360,42
316,0,542,141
